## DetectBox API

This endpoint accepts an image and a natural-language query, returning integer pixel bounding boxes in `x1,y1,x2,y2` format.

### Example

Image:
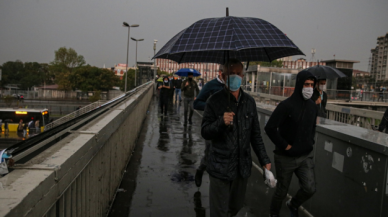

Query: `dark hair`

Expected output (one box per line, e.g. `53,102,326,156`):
188,72,193,76
224,59,243,71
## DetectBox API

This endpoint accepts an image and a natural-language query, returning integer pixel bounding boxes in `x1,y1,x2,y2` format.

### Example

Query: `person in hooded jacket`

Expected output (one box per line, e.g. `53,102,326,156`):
158,76,171,116
265,70,318,217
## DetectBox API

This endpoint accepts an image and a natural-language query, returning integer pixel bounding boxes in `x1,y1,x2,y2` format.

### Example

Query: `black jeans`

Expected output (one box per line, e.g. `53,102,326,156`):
160,97,169,115
183,97,194,121
270,152,316,215
198,140,211,171
209,175,248,217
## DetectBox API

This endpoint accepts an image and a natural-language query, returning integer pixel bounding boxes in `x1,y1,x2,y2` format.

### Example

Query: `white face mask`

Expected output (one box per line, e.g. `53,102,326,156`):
319,84,326,91
302,87,314,100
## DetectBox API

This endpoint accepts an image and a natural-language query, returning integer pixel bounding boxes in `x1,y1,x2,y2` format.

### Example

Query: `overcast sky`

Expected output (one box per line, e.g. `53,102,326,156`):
1,0,387,71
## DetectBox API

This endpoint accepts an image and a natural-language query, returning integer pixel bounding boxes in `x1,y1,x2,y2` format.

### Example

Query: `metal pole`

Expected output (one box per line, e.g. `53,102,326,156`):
125,27,130,92
135,41,138,87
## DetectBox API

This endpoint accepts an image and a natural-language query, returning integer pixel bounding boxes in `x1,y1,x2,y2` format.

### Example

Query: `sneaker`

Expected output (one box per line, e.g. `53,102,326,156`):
195,169,203,187
286,200,299,217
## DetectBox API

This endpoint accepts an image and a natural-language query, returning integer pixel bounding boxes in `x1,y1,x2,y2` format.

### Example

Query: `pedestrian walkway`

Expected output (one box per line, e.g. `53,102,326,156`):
109,97,309,217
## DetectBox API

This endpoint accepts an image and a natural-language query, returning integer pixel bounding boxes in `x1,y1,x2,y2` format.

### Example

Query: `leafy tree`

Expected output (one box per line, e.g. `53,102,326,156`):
51,47,86,90
0,61,24,88
0,61,49,89
119,69,136,91
71,66,119,92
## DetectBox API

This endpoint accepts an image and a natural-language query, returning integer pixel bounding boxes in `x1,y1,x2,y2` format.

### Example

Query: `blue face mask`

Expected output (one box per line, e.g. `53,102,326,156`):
226,74,242,91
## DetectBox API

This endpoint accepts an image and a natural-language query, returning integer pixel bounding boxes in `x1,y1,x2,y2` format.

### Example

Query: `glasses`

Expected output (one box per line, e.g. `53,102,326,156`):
303,83,314,87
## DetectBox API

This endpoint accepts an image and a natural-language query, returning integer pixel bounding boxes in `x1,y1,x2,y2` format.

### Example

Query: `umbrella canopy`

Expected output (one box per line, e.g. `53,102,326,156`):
153,16,304,64
157,77,164,82
306,65,347,80
175,68,201,77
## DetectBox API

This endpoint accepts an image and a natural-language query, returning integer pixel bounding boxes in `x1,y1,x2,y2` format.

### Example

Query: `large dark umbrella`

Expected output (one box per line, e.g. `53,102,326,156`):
153,12,304,64
153,8,304,125
306,65,347,80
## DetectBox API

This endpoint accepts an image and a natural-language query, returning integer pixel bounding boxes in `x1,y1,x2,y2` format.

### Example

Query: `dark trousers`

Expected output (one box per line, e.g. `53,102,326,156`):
270,152,316,215
198,140,211,171
160,97,169,115
183,97,194,121
209,175,248,217
378,94,384,102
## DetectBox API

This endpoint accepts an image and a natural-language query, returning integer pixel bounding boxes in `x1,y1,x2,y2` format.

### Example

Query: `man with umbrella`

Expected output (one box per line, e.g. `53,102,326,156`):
202,59,271,217
181,72,199,124
311,79,328,118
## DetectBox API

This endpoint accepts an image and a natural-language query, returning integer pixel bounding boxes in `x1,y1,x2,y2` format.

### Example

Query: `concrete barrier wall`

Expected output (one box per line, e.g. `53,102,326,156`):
0,84,153,217
254,103,388,217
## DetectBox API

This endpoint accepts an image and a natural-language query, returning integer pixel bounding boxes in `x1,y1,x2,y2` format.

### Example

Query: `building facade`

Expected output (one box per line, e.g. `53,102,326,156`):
156,59,221,81
370,33,388,81
281,58,326,70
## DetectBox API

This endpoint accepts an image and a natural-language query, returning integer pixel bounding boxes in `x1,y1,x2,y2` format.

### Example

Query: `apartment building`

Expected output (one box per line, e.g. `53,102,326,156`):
370,33,388,81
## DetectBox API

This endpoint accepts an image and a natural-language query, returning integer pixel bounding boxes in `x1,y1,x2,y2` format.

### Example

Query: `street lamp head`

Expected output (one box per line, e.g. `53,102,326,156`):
131,24,139,27
138,39,144,41
123,22,129,27
131,37,144,42
154,39,158,43
131,37,136,41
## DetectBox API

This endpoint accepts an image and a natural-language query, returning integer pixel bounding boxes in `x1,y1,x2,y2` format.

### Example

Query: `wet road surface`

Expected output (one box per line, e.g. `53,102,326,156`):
109,97,309,217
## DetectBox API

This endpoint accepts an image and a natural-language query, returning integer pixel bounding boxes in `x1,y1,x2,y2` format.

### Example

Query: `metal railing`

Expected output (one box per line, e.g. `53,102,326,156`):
44,82,152,131
249,91,385,130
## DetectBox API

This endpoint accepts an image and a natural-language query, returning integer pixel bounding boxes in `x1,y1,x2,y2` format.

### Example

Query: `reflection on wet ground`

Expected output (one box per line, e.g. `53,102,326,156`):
0,132,33,150
110,97,305,217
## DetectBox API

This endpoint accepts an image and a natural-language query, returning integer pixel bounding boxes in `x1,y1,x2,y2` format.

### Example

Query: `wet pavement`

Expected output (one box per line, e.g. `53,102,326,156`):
109,96,309,217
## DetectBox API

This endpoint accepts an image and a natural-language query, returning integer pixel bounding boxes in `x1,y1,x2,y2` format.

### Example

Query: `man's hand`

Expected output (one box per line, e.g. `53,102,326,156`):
315,97,321,105
185,82,189,86
194,97,196,100
223,112,235,126
158,86,162,89
263,163,271,171
285,145,292,150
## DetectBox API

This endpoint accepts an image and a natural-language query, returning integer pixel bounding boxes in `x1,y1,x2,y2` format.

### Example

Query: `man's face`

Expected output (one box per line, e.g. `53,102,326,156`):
221,64,243,82
303,79,315,88
318,80,326,86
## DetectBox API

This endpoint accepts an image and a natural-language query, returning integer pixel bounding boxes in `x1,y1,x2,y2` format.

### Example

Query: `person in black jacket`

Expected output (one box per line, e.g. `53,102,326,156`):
378,108,388,133
193,66,225,188
173,76,183,102
311,79,327,118
265,70,318,217
201,59,271,217
158,76,171,116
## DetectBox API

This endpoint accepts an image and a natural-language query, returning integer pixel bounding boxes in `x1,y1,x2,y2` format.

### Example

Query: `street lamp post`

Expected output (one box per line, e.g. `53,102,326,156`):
153,40,158,80
123,22,139,92
131,37,144,87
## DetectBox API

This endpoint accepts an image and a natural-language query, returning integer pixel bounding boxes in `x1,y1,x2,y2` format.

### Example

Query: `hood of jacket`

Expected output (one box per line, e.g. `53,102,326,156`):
292,70,317,100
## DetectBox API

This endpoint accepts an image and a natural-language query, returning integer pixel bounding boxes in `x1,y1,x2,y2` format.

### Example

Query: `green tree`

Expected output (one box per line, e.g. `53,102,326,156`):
71,66,119,92
157,68,169,77
51,47,86,90
0,61,24,88
119,69,136,91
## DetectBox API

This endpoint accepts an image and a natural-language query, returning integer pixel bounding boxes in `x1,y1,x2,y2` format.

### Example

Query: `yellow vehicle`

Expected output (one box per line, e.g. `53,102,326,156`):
0,108,49,132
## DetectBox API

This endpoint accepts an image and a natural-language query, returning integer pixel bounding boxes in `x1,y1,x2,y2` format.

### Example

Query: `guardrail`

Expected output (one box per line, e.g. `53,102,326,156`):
249,91,385,130
254,102,388,217
44,82,151,131
0,82,154,217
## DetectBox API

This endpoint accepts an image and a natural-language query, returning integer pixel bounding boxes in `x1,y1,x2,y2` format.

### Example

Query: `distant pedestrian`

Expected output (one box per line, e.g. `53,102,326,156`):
28,118,35,134
378,108,388,133
201,59,271,217
35,119,40,133
193,65,225,187
181,72,199,125
265,70,318,217
169,75,175,101
158,76,171,116
311,79,327,118
0,119,2,132
378,86,384,102
4,119,12,134
173,76,183,102
23,122,27,137
17,119,24,134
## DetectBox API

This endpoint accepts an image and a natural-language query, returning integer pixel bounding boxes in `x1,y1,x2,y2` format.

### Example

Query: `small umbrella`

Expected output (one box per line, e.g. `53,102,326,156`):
175,68,201,77
306,65,347,80
157,77,164,82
